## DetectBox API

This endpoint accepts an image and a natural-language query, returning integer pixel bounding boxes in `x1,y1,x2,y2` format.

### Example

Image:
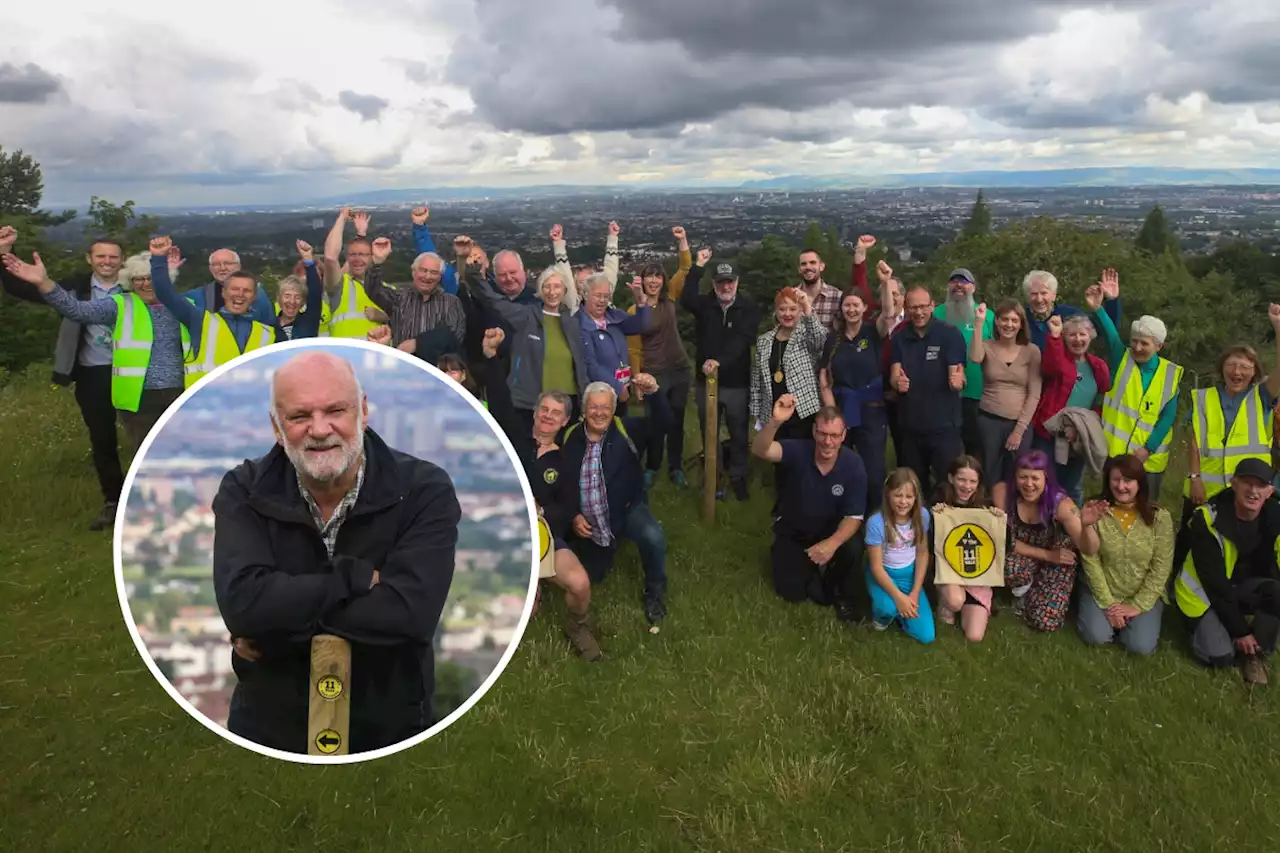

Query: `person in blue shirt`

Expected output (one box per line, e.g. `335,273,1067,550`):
149,236,323,368
865,467,935,643
1023,268,1121,350
182,247,277,326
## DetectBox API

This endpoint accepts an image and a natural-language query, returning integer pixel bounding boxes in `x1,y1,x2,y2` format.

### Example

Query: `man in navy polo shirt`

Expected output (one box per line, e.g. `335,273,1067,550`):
752,394,867,622
890,286,967,496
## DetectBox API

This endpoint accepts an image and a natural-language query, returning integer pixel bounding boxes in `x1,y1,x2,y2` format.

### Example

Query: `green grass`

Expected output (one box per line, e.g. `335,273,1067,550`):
2,370,1280,852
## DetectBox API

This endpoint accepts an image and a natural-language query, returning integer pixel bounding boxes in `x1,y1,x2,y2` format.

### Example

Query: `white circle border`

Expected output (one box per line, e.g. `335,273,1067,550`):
112,337,542,764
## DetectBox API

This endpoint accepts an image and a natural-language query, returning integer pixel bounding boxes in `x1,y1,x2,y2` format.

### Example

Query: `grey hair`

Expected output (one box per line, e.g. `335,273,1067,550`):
583,272,613,293
1022,270,1058,296
581,381,618,409
535,267,567,302
269,355,364,429
537,389,572,415
1131,315,1168,346
1061,313,1097,340
412,251,443,272
209,248,240,264
119,252,175,291
276,275,305,301
493,249,524,271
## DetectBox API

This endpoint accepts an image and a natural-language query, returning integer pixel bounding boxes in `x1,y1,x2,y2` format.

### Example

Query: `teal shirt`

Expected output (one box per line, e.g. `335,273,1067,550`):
935,305,994,401
1093,307,1179,452
1066,358,1099,410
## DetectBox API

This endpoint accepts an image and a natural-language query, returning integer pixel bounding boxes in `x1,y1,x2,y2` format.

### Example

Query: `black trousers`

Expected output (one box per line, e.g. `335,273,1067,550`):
770,520,865,613
72,365,124,504
899,429,964,498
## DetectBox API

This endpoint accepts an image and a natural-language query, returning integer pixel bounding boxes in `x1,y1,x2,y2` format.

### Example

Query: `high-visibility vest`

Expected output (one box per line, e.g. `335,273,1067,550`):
1174,502,1280,617
273,298,332,337
1185,385,1272,499
328,274,378,338
109,293,191,412
183,312,275,388
1101,351,1183,473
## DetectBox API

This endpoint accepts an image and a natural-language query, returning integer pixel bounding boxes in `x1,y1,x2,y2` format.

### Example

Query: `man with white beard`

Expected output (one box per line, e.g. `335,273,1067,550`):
212,350,460,755
933,269,992,458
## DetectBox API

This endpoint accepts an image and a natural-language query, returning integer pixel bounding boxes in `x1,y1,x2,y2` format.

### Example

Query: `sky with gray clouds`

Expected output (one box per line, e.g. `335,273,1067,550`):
1,0,1278,206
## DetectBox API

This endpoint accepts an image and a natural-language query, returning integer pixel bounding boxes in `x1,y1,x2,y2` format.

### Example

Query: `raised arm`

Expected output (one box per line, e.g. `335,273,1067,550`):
680,248,712,315
1,251,120,324
851,234,877,313
603,221,620,288
751,396,796,463
148,238,205,333
361,238,401,314
667,226,692,302
969,303,989,364
549,224,580,313
319,468,460,644
292,241,326,339
462,257,533,328
1267,305,1280,400
1057,496,1102,557
1086,276,1125,371
874,260,896,337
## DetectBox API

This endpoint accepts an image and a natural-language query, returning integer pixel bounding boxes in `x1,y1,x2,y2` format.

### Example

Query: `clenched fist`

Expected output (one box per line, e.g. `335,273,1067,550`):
296,240,314,261
367,325,392,346
1047,315,1063,338
608,221,620,237
149,236,172,256
696,247,713,266
482,327,505,358
876,259,893,283
411,206,429,225
0,225,17,252
772,394,797,422
671,225,686,241
549,224,563,242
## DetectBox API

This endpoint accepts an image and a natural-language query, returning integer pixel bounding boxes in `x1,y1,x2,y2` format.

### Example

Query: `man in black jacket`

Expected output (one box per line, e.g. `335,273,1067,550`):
213,351,460,753
0,226,127,530
1177,459,1280,685
679,250,762,501
527,390,601,661
560,380,668,627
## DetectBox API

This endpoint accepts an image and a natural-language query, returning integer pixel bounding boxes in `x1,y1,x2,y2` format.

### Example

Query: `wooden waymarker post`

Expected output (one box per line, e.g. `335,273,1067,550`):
308,634,351,757
703,368,719,524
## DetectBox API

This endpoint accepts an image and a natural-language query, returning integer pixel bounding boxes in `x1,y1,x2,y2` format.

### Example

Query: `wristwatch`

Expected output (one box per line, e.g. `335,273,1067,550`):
1188,473,1201,480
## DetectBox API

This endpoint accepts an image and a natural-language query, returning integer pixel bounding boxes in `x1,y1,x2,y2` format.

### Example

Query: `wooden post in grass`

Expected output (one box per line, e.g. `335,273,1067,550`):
308,634,351,756
703,366,719,524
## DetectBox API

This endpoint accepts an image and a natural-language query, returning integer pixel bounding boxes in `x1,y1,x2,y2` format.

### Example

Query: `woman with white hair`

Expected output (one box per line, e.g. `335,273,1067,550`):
1088,269,1184,497
465,255,591,456
1,249,186,451
1032,311,1112,505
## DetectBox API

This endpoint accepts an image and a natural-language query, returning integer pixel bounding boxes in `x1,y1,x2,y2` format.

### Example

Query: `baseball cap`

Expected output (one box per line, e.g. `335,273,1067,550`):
949,268,976,284
713,262,738,282
1233,458,1274,485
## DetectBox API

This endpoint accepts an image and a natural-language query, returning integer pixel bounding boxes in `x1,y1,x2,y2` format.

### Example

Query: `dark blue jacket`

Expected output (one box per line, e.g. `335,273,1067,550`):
559,415,649,539
578,307,650,395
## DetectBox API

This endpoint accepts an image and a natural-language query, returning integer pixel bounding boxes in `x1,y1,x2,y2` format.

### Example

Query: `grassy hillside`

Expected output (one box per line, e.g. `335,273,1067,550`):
1,365,1279,852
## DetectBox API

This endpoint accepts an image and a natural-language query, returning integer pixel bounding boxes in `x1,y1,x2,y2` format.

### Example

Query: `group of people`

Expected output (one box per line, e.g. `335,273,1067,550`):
5,209,1280,686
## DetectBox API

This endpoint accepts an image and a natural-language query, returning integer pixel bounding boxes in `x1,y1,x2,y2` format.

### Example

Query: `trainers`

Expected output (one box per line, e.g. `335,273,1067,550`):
643,470,656,490
732,478,749,501
1011,594,1026,620
89,502,118,532
872,619,892,631
563,614,603,662
936,604,956,626
1242,655,1269,685
669,470,688,488
643,595,667,625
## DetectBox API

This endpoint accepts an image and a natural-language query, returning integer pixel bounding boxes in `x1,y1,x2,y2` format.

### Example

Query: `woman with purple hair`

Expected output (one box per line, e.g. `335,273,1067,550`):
1003,450,1108,631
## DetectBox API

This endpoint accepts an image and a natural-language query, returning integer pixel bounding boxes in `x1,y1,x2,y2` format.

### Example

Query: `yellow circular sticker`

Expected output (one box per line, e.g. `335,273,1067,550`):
316,675,343,701
315,729,342,754
538,517,552,562
943,523,996,579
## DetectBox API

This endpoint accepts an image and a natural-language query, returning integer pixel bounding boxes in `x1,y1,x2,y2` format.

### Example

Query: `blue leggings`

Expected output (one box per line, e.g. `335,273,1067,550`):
866,562,936,644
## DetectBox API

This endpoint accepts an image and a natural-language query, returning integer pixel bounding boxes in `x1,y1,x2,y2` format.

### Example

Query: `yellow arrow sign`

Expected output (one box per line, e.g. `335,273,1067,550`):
943,523,996,580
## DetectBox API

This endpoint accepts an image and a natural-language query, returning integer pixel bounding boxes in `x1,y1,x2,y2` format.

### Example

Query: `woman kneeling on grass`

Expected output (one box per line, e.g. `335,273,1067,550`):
1078,453,1174,655
933,455,1004,642
1004,450,1106,632
866,468,935,643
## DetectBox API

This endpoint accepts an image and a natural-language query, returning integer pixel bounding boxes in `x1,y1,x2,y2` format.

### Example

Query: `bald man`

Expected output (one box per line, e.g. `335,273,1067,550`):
211,351,460,754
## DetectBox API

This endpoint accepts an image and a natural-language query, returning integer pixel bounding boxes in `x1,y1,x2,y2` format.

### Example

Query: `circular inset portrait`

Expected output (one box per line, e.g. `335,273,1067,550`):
113,339,538,763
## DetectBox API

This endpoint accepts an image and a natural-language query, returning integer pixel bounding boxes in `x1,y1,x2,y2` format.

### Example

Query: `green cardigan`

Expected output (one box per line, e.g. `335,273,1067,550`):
1081,507,1175,612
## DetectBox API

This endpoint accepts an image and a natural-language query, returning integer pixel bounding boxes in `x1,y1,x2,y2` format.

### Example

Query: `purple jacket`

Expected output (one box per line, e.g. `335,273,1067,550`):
578,305,651,395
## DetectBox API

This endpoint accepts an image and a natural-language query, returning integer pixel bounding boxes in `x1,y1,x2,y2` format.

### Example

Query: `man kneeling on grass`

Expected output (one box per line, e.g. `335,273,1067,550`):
752,394,867,622
560,380,669,629
527,390,603,661
213,351,460,753
1174,458,1280,685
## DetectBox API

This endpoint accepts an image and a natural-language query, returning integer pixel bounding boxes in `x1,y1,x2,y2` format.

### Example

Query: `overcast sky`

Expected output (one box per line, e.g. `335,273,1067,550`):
2,0,1278,207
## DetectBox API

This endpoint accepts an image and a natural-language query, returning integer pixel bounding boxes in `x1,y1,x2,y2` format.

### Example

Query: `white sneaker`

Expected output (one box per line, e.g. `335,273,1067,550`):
937,604,956,626
872,619,892,631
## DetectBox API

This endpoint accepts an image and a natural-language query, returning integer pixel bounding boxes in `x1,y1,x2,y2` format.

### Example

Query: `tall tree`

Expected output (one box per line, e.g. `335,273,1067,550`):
961,189,992,239
87,196,160,255
1135,203,1180,257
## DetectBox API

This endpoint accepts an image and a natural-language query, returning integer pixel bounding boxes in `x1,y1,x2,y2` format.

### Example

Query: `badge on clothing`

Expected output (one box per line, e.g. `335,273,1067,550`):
831,484,845,496
926,345,940,361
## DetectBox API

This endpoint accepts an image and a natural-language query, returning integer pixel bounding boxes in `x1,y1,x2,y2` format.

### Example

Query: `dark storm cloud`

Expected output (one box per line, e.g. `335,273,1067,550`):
338,90,390,121
0,62,64,103
443,0,1166,136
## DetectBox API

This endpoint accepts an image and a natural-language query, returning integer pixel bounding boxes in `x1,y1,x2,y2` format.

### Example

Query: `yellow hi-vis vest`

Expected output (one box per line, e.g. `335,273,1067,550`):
1174,502,1280,617
1101,351,1183,473
183,312,275,388
110,293,191,413
1184,385,1273,499
328,274,378,338
273,298,332,337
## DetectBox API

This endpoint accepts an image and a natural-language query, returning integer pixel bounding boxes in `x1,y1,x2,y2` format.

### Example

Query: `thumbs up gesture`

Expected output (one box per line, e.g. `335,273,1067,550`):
895,367,910,394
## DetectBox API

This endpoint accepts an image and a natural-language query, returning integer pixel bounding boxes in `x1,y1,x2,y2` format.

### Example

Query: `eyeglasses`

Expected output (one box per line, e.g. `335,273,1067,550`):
815,430,844,442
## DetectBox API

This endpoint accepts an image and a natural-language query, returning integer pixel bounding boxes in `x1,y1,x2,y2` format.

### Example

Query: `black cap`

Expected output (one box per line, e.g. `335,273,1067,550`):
713,262,738,282
1233,459,1274,485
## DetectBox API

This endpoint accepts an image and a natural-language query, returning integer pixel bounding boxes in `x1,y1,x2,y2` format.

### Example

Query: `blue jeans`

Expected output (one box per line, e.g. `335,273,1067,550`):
1076,593,1163,655
571,500,668,603
844,402,888,514
866,563,935,644
1033,434,1084,506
